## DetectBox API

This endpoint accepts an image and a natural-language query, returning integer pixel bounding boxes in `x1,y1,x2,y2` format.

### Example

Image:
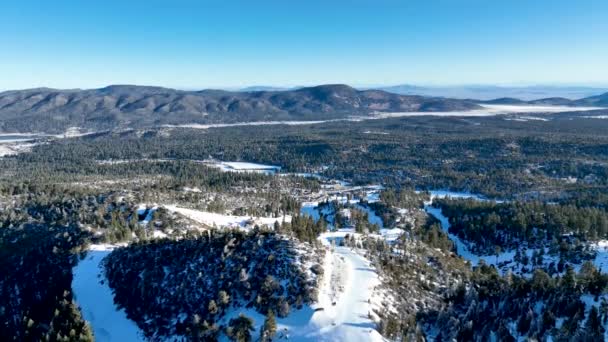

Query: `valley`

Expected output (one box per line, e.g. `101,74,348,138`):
2,95,608,341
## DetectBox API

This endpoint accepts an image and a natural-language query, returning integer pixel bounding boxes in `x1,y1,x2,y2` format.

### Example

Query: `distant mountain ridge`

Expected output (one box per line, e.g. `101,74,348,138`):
0,84,481,133
378,84,608,101
481,93,608,107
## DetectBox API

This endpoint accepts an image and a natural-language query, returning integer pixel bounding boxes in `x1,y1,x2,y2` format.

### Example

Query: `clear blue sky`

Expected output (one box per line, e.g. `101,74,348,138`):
1,0,607,90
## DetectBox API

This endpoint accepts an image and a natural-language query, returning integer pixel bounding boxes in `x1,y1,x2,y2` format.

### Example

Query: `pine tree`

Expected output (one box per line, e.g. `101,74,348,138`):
208,300,218,315
227,314,254,342
584,306,604,339
261,309,277,341
218,290,230,307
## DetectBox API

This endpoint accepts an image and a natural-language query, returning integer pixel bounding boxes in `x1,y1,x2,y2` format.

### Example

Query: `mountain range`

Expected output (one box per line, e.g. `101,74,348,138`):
0,84,480,133
0,84,607,134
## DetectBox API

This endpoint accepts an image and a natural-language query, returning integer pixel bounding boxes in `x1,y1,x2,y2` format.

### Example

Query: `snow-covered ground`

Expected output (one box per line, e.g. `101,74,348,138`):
354,203,384,228
0,134,38,157
425,204,502,268
0,142,36,157
165,205,290,229
137,204,157,226
72,244,145,342
424,190,608,277
215,161,281,174
163,120,339,130
308,243,385,341
424,190,519,270
163,104,603,131
220,233,385,341
582,115,608,119
592,240,608,273
375,104,604,118
200,160,281,174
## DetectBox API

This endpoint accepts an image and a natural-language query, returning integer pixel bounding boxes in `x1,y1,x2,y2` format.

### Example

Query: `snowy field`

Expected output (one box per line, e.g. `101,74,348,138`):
0,134,39,157
203,160,281,174
375,104,604,118
0,142,35,157
72,244,144,342
165,205,290,229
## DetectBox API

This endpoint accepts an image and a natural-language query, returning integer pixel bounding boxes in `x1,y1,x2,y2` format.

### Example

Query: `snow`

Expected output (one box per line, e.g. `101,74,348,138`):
0,141,36,157
72,244,145,342
505,115,550,122
59,126,98,138
221,162,280,171
205,161,281,174
582,115,608,119
152,230,168,238
163,120,337,130
163,104,603,132
424,190,513,268
283,172,323,179
165,205,290,229
301,202,321,221
377,228,405,243
220,234,385,341
425,189,487,201
354,204,384,228
137,204,157,226
593,240,608,273
375,104,604,118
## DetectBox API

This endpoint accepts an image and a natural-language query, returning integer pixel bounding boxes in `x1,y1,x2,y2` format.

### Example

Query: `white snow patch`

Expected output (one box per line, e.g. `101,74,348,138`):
72,244,144,342
165,205,290,229
375,104,603,118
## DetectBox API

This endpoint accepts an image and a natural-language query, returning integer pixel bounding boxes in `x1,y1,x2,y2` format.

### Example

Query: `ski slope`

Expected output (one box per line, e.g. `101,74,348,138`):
72,244,144,342
309,245,385,341
220,236,385,341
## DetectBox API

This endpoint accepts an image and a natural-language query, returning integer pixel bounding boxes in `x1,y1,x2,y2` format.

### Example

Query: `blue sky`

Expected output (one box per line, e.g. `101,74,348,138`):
1,0,607,89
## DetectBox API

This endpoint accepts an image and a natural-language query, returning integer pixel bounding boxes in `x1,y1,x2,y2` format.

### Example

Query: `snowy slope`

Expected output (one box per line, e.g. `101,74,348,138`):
310,245,385,341
220,235,385,341
72,244,144,342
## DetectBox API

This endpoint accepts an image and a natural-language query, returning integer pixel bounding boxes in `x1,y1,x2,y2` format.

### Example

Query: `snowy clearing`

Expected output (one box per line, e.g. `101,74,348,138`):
0,142,36,157
165,205,290,229
582,115,608,119
72,244,144,342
